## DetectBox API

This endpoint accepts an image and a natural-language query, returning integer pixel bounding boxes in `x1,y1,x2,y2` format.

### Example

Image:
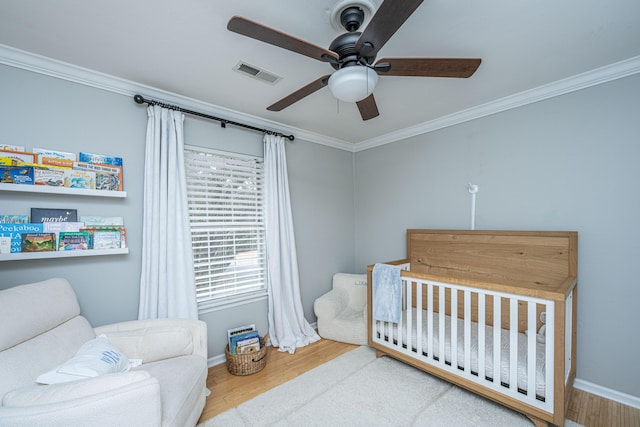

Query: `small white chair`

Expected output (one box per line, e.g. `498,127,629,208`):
314,273,368,345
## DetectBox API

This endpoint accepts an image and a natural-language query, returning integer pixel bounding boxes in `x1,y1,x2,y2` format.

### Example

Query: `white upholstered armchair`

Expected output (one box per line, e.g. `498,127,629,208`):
0,278,208,427
314,273,368,346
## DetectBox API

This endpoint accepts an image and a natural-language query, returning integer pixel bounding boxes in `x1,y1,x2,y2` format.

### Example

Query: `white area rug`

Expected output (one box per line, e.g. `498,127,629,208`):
200,346,584,427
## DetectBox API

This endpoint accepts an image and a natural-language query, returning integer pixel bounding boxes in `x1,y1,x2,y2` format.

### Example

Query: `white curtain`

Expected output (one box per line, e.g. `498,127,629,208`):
138,105,198,320
264,134,320,354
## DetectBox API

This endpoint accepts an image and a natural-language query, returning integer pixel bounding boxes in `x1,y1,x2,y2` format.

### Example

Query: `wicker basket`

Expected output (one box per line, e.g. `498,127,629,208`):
225,333,269,376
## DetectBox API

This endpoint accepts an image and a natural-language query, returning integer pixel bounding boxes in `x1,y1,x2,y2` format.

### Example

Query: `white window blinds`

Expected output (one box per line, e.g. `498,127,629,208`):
184,146,266,311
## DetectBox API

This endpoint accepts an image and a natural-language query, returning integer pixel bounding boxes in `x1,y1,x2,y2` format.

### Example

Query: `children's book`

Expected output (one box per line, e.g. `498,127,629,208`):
227,324,256,354
58,232,89,251
21,233,56,252
0,215,29,224
79,152,123,167
0,223,44,253
31,208,78,223
230,331,260,354
32,148,76,161
73,161,122,191
0,166,34,184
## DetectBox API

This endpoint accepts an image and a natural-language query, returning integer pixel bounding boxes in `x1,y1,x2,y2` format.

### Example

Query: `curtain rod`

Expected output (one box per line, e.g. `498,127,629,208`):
133,95,295,141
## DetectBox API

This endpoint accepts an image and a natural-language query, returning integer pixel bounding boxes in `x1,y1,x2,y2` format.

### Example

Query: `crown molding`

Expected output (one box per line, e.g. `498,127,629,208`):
0,44,354,152
2,44,638,153
354,55,640,152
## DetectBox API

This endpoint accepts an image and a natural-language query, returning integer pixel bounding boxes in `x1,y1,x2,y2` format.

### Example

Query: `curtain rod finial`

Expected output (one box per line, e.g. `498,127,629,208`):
134,94,145,105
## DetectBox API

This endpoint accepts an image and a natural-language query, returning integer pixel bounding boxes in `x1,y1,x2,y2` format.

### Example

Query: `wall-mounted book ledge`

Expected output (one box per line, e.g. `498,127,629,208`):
0,248,129,261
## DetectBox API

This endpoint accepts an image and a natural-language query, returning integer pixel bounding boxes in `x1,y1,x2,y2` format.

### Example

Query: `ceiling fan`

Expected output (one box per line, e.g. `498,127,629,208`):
227,0,481,121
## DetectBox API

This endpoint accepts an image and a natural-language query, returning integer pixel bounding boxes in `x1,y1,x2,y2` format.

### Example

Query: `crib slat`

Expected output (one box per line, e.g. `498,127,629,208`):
416,281,423,355
439,286,445,366
427,282,434,359
464,290,472,374
451,289,458,369
509,299,518,392
493,295,501,386
527,301,537,398
478,293,486,380
404,278,411,351
546,302,555,406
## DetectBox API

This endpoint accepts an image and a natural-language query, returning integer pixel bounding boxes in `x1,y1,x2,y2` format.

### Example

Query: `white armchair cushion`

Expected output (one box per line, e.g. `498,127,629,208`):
36,335,130,385
0,278,80,352
3,371,151,407
95,318,207,360
102,326,194,364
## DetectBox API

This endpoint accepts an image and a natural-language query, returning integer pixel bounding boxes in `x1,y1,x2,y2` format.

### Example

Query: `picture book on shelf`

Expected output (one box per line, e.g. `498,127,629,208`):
63,169,95,189
81,227,126,249
1,145,25,152
0,150,37,165
80,216,124,226
0,215,29,224
32,148,76,161
0,237,10,254
0,223,44,253
42,222,84,240
31,208,78,223
41,157,74,169
21,233,56,252
73,161,122,191
92,229,122,250
79,152,123,167
0,166,34,184
33,167,65,187
58,231,89,251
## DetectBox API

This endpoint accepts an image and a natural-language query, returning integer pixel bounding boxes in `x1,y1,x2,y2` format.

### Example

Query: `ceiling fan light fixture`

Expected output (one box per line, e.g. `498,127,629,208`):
328,66,378,103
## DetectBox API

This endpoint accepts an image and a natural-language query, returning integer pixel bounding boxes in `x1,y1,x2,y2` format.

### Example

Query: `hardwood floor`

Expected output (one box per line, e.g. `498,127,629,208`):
198,338,358,423
198,339,639,427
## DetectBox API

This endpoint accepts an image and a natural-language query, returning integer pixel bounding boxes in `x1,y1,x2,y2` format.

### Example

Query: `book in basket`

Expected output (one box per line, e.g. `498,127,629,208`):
229,330,260,354
231,331,261,354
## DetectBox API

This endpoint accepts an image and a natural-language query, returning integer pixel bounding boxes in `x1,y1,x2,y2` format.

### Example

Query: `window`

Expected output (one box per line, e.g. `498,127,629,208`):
184,145,266,312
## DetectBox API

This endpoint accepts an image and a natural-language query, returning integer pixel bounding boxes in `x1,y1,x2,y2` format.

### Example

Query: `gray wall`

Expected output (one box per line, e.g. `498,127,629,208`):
0,64,146,327
0,64,355,358
354,73,640,397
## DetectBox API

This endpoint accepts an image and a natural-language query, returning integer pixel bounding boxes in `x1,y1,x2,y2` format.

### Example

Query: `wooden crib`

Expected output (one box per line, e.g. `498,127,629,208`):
367,230,577,427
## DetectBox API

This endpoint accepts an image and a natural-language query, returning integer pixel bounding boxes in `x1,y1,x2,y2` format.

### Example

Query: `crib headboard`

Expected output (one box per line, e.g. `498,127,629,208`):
407,230,577,298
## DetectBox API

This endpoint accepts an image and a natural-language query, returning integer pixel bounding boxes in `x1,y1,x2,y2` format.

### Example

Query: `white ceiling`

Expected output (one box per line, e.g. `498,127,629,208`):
1,0,639,147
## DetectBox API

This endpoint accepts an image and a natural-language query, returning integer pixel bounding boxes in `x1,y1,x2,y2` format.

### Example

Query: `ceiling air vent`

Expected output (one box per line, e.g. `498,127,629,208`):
233,61,282,85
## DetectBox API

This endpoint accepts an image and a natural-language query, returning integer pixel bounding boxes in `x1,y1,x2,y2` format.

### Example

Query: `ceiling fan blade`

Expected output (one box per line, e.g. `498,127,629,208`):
376,58,481,78
267,74,331,111
356,95,379,121
355,0,424,58
228,16,338,63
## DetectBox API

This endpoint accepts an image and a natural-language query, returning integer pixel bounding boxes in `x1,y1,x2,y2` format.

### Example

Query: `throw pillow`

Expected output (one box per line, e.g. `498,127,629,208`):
36,334,131,384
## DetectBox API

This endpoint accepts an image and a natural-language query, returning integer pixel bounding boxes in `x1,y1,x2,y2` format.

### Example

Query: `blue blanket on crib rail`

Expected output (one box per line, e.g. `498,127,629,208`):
372,263,402,323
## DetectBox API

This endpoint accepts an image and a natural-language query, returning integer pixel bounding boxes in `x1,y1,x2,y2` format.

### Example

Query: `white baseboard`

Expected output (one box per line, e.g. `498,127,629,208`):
207,353,226,368
574,378,640,409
